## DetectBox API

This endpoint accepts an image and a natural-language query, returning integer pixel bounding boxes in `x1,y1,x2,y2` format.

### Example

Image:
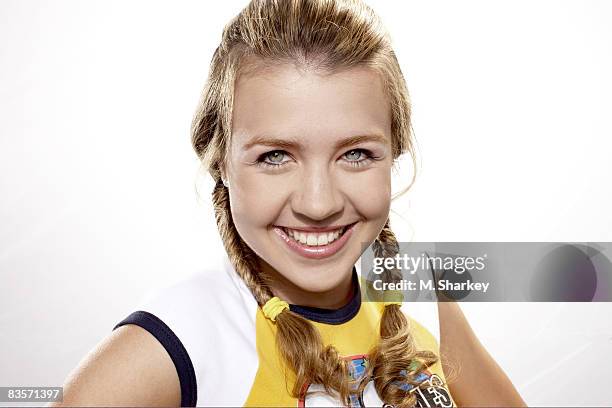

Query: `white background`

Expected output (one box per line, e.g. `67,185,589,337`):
1,0,611,406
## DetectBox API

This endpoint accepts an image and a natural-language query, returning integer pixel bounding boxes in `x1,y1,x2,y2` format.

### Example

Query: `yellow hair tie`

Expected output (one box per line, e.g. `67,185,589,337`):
262,296,289,322
383,290,404,307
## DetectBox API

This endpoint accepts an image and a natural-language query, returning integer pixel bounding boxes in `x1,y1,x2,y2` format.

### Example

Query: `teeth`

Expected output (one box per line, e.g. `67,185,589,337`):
284,227,346,247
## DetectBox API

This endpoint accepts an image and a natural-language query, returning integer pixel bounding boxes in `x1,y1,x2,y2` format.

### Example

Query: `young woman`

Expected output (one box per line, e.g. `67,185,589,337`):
52,0,526,406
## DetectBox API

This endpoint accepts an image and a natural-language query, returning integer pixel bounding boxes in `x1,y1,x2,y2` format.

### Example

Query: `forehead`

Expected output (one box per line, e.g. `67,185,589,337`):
231,62,391,146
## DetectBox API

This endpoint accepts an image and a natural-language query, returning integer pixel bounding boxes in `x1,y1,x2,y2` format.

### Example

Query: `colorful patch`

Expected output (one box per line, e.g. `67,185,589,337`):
299,355,454,407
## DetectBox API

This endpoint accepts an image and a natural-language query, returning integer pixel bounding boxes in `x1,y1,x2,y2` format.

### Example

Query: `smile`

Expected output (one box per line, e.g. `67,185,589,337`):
272,222,358,260
283,226,346,246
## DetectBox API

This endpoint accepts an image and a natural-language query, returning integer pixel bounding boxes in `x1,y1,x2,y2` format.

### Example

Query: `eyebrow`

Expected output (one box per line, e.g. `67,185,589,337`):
241,133,388,151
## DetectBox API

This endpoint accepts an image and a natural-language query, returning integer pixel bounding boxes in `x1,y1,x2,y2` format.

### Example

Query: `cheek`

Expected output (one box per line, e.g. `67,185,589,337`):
343,167,392,221
228,170,289,230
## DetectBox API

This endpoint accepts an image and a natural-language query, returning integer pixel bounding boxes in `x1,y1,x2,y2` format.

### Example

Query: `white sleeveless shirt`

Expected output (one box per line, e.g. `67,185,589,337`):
113,252,452,407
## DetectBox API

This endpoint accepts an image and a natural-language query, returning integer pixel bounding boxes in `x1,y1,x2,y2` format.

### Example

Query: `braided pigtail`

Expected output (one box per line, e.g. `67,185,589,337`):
357,220,440,407
211,178,272,304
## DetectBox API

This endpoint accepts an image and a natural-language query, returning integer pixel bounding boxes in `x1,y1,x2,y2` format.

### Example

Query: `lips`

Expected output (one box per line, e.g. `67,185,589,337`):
273,222,357,260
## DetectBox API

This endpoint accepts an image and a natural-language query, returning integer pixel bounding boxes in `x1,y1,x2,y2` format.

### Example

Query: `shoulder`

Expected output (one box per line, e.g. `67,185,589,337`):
111,254,259,406
51,323,181,407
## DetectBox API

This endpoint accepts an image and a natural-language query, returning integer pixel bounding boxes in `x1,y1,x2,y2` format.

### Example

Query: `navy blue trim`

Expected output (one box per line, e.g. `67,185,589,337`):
113,311,197,407
289,266,361,324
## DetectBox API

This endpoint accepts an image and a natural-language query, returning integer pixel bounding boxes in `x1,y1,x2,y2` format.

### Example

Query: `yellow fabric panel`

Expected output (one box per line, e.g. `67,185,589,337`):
244,301,454,407
245,307,296,407
312,300,381,356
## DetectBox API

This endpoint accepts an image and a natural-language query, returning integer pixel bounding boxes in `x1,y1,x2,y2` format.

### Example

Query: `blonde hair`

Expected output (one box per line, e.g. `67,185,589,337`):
191,0,441,405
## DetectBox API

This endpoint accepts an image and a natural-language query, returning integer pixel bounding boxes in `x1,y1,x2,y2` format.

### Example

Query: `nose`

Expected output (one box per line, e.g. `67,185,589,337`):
290,165,344,222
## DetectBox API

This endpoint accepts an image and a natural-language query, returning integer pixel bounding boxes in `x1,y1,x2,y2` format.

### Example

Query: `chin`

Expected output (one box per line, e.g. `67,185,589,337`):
283,260,355,293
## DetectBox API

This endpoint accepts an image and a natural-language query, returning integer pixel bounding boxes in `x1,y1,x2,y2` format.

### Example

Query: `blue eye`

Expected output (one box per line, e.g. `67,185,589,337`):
256,150,288,168
343,148,375,167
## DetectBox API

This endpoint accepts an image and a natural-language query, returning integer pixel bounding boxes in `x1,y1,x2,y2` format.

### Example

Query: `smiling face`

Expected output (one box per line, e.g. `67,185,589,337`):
224,62,393,307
